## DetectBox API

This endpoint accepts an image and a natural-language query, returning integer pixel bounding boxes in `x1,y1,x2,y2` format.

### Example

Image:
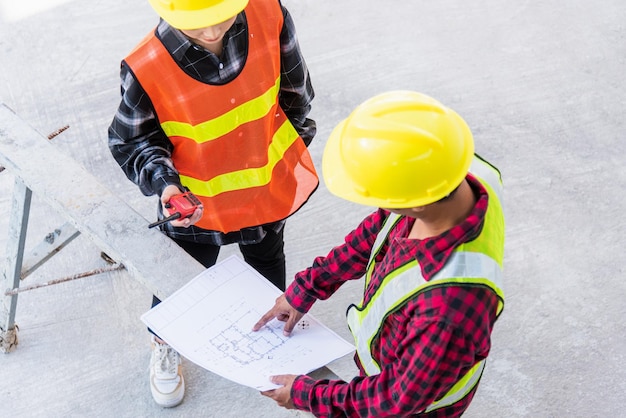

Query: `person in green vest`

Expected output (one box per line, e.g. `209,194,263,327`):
254,90,506,417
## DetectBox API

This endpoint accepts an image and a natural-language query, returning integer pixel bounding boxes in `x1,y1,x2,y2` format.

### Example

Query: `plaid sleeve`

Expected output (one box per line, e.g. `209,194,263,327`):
107,64,182,197
278,5,316,146
291,286,499,417
285,209,386,312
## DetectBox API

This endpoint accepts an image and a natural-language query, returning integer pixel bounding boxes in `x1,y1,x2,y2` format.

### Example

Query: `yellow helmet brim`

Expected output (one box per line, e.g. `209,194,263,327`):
322,91,475,209
148,0,249,30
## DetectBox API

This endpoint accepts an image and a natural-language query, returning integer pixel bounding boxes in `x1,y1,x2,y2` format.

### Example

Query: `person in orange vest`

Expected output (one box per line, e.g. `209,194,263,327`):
254,91,506,417
108,0,318,407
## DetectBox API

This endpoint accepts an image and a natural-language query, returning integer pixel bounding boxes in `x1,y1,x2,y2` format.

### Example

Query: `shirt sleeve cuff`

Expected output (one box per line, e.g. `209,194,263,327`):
284,281,317,313
152,175,183,197
291,374,316,411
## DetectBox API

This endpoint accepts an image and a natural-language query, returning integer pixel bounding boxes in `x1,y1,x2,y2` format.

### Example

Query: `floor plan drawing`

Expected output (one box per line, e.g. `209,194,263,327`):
203,304,288,365
141,255,355,390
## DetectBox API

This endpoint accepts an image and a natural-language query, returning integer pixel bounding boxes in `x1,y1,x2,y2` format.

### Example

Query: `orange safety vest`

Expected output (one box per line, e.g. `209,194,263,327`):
124,0,318,233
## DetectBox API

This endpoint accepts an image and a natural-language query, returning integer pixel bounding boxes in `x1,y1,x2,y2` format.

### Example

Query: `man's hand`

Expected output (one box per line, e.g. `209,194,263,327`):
260,374,298,409
252,294,304,336
161,185,203,227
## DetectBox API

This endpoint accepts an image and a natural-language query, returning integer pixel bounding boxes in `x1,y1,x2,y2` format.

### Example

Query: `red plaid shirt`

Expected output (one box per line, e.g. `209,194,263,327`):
285,174,500,417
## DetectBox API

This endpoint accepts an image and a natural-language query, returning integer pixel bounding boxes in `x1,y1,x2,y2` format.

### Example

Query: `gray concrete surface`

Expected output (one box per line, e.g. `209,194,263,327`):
1,0,626,416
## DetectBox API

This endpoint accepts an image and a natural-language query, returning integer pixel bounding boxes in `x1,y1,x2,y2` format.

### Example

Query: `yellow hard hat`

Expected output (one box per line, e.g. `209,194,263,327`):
148,0,249,30
322,91,475,208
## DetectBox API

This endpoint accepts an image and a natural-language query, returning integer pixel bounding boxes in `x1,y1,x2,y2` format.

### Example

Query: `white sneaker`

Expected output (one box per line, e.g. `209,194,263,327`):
150,336,185,407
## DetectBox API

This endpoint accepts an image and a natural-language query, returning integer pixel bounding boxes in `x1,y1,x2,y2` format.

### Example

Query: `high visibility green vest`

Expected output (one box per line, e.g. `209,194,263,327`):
346,155,505,413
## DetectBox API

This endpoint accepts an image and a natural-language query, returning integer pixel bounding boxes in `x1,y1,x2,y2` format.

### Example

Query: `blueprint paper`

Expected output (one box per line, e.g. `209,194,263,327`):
141,255,355,390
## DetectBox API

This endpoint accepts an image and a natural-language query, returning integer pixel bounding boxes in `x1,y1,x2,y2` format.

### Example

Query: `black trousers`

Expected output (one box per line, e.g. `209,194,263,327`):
149,228,286,337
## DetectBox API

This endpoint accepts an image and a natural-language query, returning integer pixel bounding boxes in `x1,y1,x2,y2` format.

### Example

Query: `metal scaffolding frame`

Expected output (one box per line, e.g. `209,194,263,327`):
0,103,206,353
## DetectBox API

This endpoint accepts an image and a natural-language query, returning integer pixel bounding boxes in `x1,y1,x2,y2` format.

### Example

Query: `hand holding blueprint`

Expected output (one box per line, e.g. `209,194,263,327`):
141,255,355,390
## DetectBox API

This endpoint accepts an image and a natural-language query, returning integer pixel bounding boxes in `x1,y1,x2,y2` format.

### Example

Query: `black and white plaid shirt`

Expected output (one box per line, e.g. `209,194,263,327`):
108,4,315,245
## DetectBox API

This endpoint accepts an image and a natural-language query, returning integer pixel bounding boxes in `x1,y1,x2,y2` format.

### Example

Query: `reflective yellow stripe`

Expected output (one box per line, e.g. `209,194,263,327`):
424,360,486,413
160,77,281,143
347,252,502,376
365,213,402,287
470,156,503,205
179,119,299,197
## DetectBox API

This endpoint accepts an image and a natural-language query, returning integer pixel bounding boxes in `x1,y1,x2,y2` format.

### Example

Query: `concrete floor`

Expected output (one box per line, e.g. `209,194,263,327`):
1,0,626,417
